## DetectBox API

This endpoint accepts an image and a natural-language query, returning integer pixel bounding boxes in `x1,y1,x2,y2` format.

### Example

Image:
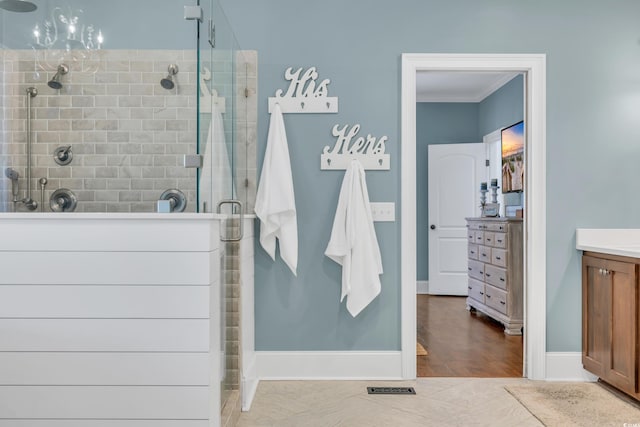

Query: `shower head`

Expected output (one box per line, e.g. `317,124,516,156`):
48,64,69,90
4,168,18,180
0,0,37,12
5,168,20,200
160,64,179,90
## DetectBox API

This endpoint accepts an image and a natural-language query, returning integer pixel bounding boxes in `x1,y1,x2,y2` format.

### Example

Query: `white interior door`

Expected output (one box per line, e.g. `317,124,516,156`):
428,143,486,295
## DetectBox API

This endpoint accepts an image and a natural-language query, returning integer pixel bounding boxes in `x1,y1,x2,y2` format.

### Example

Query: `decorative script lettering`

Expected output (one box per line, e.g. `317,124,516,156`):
275,67,330,99
323,124,387,156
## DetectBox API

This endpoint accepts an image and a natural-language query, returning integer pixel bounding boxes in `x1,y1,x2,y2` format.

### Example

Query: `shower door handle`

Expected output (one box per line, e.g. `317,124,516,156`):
208,20,216,48
217,199,244,242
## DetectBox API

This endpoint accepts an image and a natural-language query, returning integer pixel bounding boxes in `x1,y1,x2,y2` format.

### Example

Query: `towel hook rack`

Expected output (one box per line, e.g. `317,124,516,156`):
321,123,391,170
268,66,338,114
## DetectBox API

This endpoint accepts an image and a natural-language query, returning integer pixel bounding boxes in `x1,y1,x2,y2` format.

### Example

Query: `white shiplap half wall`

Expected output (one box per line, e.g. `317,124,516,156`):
0,215,222,425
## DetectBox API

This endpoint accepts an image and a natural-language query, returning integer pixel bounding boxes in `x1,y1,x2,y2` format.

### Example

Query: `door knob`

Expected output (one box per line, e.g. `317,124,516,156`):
430,224,436,230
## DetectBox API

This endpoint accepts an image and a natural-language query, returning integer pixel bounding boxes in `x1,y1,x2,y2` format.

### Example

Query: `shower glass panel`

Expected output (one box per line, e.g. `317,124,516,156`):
0,0,246,213
200,0,245,421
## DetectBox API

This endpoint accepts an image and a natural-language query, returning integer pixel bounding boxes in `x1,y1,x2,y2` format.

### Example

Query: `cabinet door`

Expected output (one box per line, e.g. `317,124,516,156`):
582,256,611,378
605,259,637,394
582,255,638,395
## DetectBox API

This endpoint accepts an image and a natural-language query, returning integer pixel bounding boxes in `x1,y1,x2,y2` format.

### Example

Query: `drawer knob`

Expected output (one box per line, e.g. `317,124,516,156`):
496,256,501,260
500,301,505,305
470,251,475,254
480,292,484,295
468,286,472,290
430,224,436,230
486,294,491,298
500,278,505,282
468,267,472,271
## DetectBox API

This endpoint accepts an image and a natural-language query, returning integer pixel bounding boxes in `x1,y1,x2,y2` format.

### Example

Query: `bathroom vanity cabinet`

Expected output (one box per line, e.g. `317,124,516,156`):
582,252,638,398
465,217,523,335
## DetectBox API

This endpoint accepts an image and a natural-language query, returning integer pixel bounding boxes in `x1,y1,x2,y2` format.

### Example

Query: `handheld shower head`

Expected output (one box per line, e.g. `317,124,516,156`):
5,168,20,201
48,64,69,90
160,64,179,90
5,167,19,181
0,0,37,12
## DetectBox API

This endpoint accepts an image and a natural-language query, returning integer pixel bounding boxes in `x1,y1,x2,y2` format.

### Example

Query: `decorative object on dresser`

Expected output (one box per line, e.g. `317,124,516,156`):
466,217,523,335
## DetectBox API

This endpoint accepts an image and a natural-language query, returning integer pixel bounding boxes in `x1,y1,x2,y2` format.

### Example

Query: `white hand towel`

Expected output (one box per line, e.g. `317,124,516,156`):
255,103,298,275
199,102,234,212
325,160,383,317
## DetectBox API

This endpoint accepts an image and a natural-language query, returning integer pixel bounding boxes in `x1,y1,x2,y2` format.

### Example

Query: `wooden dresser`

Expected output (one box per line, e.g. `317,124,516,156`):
466,217,523,335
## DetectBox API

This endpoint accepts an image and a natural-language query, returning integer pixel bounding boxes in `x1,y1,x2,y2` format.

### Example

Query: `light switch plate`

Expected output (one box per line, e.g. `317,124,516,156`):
370,202,395,222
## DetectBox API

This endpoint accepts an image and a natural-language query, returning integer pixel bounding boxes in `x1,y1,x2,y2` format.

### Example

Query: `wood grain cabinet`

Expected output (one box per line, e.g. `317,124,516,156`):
465,217,523,335
582,253,638,398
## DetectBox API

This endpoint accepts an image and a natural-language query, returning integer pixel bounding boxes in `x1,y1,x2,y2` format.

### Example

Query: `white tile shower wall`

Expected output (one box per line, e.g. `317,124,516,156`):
0,49,238,213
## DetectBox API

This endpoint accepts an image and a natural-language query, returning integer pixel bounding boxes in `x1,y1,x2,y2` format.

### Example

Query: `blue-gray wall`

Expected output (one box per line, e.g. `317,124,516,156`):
416,103,480,281
221,0,640,353
479,75,525,138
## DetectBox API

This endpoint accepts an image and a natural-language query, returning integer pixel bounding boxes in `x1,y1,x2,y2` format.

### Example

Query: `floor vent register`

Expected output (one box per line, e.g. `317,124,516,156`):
366,387,416,395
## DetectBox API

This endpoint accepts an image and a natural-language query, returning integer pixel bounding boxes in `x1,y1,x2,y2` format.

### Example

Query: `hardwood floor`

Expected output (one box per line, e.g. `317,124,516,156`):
417,295,523,377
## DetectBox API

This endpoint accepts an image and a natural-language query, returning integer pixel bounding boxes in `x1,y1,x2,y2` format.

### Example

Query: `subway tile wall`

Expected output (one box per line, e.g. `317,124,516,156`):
0,49,257,213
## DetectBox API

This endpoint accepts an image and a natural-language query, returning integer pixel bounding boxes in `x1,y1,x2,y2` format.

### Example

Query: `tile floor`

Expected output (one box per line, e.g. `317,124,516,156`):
237,378,544,426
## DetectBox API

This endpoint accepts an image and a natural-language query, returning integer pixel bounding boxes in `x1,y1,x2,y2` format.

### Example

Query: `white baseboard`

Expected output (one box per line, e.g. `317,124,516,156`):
241,355,259,412
417,281,429,294
545,352,598,382
249,351,595,385
256,351,403,380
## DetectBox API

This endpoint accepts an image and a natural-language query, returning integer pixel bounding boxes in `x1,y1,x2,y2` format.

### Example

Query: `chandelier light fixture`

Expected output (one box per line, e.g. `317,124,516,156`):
31,5,104,73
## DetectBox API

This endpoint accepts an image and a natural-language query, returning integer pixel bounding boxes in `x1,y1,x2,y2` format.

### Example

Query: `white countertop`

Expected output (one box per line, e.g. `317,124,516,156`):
576,228,640,258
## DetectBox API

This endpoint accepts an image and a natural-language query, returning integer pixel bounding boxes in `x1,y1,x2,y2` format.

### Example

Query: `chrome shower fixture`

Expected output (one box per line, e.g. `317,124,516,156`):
48,64,69,90
160,64,179,90
4,168,19,202
0,0,37,12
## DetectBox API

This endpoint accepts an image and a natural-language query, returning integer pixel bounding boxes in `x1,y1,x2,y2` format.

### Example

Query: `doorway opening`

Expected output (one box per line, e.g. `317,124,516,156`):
418,73,524,377
400,54,547,380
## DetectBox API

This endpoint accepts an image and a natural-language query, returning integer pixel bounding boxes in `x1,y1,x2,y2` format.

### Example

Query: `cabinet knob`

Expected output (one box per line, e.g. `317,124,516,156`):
430,224,436,230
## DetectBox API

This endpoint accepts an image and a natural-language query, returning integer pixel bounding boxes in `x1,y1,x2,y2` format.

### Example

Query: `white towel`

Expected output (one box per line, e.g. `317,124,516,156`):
255,103,298,275
199,103,234,212
325,159,383,317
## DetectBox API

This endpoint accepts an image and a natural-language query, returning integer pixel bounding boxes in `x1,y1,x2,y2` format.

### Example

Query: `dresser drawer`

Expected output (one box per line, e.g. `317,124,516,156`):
468,259,485,281
468,244,479,260
486,222,507,232
468,222,483,231
478,246,491,263
474,231,484,244
493,232,507,249
484,264,507,290
484,285,507,314
492,248,507,267
483,232,495,246
468,278,485,303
